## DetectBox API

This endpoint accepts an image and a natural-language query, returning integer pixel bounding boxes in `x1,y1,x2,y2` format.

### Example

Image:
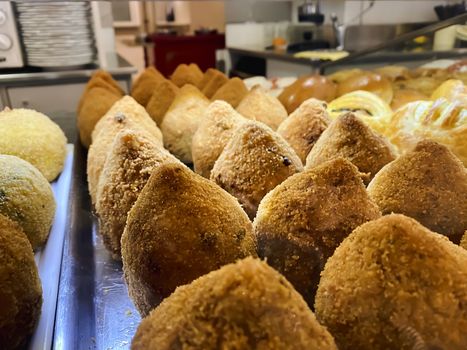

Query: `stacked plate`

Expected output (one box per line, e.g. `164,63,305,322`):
16,2,96,68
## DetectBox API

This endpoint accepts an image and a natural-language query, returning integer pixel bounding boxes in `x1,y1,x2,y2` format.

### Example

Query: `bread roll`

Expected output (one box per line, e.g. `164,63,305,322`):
337,71,393,104
237,85,287,130
276,98,329,163
278,75,337,114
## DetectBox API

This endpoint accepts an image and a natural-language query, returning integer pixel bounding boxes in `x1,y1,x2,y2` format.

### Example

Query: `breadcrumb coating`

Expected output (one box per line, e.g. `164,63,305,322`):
170,63,203,88
145,79,179,126
211,77,249,108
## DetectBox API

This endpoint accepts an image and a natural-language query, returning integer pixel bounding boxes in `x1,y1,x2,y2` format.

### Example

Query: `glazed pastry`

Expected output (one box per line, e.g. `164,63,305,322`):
131,67,165,107
121,163,256,316
160,84,210,163
386,98,467,165
237,85,288,130
132,258,337,350
200,68,228,98
327,68,363,84
368,140,467,243
0,108,67,181
255,158,381,305
337,71,393,104
390,89,428,111
87,96,163,205
276,98,330,163
0,214,42,349
210,77,249,108
306,113,396,184
278,75,337,114
0,155,55,250
95,130,179,260
145,79,179,125
431,79,467,107
192,101,246,178
393,76,441,96
374,65,411,81
326,90,392,135
170,63,204,88
315,214,467,350
211,121,303,219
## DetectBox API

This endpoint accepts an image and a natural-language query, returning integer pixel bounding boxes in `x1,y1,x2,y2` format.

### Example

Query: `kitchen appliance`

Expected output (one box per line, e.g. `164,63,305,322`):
0,2,24,68
298,0,324,24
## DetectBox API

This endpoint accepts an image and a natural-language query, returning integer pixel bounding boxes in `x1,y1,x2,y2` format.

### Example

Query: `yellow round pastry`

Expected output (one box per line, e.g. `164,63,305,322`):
387,98,467,165
431,79,467,107
0,155,56,250
327,90,393,135
0,108,67,181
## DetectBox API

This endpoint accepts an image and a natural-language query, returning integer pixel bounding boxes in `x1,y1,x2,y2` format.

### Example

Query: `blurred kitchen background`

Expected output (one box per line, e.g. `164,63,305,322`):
0,0,466,141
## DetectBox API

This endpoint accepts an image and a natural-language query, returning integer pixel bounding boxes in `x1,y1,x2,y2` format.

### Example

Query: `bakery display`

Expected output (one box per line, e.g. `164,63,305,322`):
95,130,180,260
170,63,204,88
211,121,303,219
326,90,392,134
145,79,179,126
315,214,467,350
121,162,256,316
337,71,393,105
160,84,210,163
192,101,246,178
0,214,42,349
0,108,67,181
368,140,467,243
210,77,249,107
87,96,163,205
277,98,330,163
236,85,287,130
0,155,56,250
386,98,466,165
131,67,165,106
132,257,337,350
278,75,337,113
77,70,124,148
255,158,381,305
306,113,395,184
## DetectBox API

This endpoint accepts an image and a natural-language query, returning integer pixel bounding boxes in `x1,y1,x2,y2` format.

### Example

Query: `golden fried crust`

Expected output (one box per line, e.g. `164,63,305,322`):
393,76,442,96
236,85,288,130
87,96,163,205
0,108,67,182
315,214,467,350
211,77,249,108
367,140,467,243
390,89,428,111
0,155,56,250
95,130,180,260
461,231,467,250
197,68,223,90
211,121,303,219
131,67,166,107
201,70,228,98
277,98,330,163
78,87,122,148
192,101,246,178
77,75,123,115
0,214,42,349
160,84,210,163
170,63,204,88
121,163,257,316
374,65,411,82
254,158,380,305
305,112,395,184
145,79,179,126
132,257,337,350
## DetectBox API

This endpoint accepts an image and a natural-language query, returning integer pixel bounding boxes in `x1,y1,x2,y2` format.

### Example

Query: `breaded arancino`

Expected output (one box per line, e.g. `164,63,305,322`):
211,77,249,108
0,214,42,349
368,140,467,243
277,98,330,164
87,96,163,205
131,67,165,107
315,214,467,350
254,158,381,305
201,69,228,98
192,101,246,178
132,257,338,350
306,112,396,184
121,163,257,316
145,79,179,126
170,63,204,88
211,121,303,219
95,129,180,260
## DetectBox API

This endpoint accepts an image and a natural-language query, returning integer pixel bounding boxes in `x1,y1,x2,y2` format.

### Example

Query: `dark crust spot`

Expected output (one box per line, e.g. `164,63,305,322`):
282,156,291,166
114,112,126,122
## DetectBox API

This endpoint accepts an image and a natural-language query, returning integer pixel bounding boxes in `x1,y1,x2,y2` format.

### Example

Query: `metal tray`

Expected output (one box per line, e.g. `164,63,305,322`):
54,141,140,350
29,147,73,350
